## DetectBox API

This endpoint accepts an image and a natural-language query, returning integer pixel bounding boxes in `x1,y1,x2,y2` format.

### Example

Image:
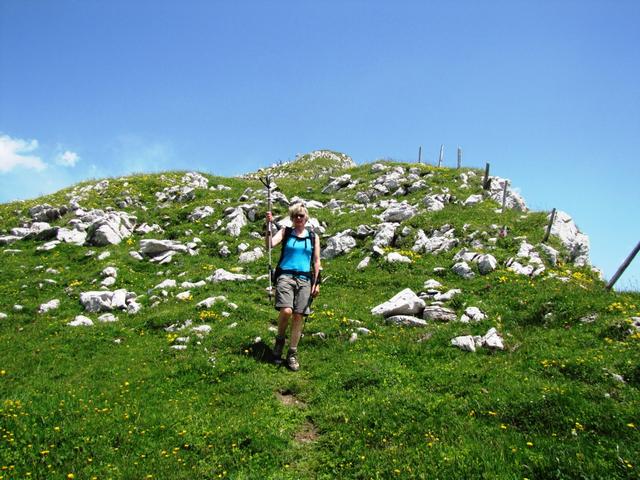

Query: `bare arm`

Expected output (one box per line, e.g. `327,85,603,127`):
265,211,284,248
312,233,322,296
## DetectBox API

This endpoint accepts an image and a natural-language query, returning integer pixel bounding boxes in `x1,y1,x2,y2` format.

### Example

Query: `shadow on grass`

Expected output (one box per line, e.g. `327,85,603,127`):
241,340,280,365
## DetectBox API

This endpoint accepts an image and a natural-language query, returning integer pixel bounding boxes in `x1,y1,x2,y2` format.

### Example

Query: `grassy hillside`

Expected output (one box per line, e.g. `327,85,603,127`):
0,152,638,479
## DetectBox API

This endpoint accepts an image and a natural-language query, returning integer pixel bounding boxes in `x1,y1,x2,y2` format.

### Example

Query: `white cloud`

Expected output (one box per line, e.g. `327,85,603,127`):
55,150,80,167
0,134,47,173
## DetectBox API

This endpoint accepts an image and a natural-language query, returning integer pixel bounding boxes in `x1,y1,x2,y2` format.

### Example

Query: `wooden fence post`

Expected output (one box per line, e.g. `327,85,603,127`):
501,180,509,212
542,208,557,243
606,240,640,290
457,147,462,169
482,163,491,190
438,145,444,167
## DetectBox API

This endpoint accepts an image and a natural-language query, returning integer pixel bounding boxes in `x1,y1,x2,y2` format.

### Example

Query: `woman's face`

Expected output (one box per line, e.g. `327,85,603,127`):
292,212,307,226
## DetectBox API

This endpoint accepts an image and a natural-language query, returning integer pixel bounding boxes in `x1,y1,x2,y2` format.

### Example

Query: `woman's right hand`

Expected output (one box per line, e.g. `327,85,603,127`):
266,211,273,222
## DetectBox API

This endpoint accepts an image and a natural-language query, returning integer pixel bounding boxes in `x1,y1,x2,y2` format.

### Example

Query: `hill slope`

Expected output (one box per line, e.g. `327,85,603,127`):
0,151,638,479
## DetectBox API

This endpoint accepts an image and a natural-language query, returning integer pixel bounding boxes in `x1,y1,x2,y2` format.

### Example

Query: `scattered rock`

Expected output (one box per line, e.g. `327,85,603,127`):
38,299,60,314
357,256,371,270
371,288,425,317
476,254,497,275
206,269,252,283
98,313,118,323
452,261,474,279
321,232,356,259
68,315,94,327
422,305,456,322
385,252,412,263
385,315,428,327
239,247,264,263
460,307,486,323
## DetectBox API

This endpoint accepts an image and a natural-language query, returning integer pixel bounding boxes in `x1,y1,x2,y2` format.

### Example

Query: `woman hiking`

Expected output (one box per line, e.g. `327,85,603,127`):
265,203,321,371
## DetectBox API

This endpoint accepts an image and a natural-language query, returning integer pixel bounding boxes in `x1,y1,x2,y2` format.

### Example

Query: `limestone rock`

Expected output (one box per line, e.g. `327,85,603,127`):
98,313,118,323
322,174,353,194
412,226,458,254
423,279,442,289
422,305,457,322
380,202,417,223
206,269,252,283
385,315,428,327
154,279,177,290
371,288,425,317
321,232,356,259
225,207,247,237
357,256,371,270
488,177,527,211
239,247,264,263
86,211,136,246
482,328,504,350
548,210,590,266
433,289,461,302
372,223,398,249
452,261,475,279
464,194,483,206
386,252,412,263
196,296,228,309
476,254,497,274
460,307,486,323
68,315,94,327
38,299,60,314
188,206,214,222
451,335,479,352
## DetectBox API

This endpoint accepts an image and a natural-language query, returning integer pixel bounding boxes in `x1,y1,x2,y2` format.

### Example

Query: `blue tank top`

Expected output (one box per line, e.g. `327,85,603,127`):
279,230,313,275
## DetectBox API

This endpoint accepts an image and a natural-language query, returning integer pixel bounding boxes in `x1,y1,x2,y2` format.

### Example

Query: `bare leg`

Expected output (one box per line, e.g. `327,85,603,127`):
277,307,292,337
289,313,305,350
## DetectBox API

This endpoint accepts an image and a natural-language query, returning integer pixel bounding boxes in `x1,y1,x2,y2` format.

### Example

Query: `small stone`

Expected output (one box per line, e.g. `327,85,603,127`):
68,315,94,327
98,313,118,323
357,256,371,270
451,335,476,352
385,315,428,327
38,299,60,314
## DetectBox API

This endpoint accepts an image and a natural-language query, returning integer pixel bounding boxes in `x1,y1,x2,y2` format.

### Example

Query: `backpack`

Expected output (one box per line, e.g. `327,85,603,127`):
272,226,316,283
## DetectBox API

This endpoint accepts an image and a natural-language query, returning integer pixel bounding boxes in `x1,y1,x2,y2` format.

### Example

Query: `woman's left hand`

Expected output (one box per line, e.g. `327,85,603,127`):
311,284,320,297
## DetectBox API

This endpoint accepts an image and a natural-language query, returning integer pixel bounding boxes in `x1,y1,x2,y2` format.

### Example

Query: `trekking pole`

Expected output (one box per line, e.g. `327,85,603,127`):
301,273,330,332
259,175,274,301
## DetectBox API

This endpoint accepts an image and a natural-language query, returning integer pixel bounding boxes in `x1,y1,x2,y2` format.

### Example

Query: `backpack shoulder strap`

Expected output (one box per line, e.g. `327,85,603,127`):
276,227,292,269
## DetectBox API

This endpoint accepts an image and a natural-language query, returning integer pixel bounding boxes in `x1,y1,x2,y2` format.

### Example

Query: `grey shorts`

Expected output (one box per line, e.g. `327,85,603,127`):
275,275,311,314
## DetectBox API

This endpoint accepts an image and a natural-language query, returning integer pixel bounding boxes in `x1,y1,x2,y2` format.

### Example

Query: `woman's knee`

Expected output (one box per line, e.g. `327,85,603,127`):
280,307,293,316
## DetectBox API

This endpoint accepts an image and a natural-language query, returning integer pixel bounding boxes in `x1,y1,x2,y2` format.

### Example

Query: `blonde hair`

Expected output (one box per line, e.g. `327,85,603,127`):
288,203,308,220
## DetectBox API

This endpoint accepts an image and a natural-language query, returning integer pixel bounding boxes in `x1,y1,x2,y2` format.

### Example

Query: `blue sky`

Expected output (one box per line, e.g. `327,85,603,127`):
1,0,639,289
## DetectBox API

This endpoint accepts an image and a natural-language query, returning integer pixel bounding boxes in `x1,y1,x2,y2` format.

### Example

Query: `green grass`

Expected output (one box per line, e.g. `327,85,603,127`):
1,156,639,479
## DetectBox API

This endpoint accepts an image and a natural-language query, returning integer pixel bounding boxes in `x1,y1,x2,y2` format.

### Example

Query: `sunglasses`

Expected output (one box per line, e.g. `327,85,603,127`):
293,214,306,219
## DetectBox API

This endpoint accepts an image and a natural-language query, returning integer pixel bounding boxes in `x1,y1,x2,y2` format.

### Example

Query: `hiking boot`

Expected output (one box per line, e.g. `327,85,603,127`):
273,335,285,364
286,349,300,372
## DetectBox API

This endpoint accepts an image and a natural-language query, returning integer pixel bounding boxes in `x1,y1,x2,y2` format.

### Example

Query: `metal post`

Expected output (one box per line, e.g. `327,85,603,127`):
418,146,422,164
482,163,491,190
542,208,557,243
606,240,640,290
457,147,462,169
438,144,444,167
